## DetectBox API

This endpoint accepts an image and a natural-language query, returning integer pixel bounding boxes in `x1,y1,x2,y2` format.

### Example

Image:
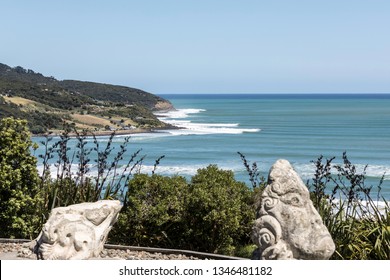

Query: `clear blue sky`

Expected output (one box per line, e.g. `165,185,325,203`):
2,0,389,94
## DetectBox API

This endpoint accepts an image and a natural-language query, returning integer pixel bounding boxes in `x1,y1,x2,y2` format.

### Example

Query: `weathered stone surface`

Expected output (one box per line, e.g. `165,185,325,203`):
252,159,335,260
33,200,122,260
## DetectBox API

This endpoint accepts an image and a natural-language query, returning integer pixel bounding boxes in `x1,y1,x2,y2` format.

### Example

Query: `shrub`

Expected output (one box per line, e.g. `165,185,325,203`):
110,174,188,247
185,165,255,255
0,117,41,238
110,165,256,256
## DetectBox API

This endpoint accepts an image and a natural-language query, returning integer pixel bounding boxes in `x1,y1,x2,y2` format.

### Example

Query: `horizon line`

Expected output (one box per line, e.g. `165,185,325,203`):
158,92,390,95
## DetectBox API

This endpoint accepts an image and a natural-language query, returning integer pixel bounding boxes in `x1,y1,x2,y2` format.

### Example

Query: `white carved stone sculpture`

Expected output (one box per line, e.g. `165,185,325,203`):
252,159,335,260
33,200,122,260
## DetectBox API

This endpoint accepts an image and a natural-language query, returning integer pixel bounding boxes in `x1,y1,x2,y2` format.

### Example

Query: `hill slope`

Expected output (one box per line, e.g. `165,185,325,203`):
0,63,174,134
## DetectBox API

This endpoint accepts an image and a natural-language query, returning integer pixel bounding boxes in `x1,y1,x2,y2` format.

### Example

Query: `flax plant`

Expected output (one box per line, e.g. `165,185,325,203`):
37,126,147,214
308,153,390,260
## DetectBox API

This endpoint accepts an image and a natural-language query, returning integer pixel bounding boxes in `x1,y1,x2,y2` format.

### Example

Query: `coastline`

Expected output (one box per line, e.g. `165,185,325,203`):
32,127,181,138
32,128,152,138
31,109,180,138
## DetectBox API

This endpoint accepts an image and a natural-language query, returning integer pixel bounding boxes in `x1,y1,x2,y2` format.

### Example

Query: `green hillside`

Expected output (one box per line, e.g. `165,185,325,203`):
0,63,174,134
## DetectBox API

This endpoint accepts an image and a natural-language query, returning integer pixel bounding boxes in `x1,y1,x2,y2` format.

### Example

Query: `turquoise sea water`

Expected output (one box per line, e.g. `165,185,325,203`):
33,94,390,199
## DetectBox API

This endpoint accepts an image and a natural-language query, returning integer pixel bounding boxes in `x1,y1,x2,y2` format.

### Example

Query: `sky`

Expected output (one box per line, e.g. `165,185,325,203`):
1,0,390,94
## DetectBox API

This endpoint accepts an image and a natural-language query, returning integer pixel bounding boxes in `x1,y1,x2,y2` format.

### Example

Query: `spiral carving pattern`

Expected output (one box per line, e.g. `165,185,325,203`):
262,196,278,211
252,215,282,250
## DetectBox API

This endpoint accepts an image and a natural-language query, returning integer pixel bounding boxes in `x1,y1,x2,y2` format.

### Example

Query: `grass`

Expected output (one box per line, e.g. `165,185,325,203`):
71,113,113,128
3,96,39,106
70,114,140,132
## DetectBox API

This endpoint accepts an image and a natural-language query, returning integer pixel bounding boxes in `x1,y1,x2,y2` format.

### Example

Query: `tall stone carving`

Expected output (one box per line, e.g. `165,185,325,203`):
33,200,122,260
252,159,335,260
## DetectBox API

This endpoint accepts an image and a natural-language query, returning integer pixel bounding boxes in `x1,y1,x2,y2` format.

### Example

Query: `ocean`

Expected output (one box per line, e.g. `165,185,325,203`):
33,94,390,199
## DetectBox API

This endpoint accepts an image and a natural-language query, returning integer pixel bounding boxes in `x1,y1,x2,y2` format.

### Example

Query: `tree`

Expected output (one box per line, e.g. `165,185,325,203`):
0,117,41,238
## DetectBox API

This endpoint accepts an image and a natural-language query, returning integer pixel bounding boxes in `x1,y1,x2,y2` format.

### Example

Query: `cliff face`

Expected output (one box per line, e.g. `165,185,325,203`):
153,100,175,111
0,63,175,133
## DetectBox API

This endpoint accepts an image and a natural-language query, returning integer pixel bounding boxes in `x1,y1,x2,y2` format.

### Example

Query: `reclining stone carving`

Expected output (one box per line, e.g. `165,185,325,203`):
33,200,122,260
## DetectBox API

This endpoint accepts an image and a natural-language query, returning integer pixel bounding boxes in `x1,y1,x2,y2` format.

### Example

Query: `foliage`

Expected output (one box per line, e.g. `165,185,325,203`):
1,117,388,259
308,152,390,260
59,79,169,109
111,174,188,247
99,104,169,128
37,127,145,219
112,165,255,255
234,244,258,258
0,62,173,132
237,152,266,189
0,63,169,110
0,117,41,238
0,99,64,133
237,152,267,213
185,165,255,255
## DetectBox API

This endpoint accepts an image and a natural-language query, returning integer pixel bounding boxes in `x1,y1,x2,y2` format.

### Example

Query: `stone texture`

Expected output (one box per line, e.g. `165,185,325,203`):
252,159,335,260
33,200,122,260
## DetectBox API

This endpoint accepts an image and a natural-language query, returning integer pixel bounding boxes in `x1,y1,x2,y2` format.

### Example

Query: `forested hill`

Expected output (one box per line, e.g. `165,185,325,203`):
0,63,174,134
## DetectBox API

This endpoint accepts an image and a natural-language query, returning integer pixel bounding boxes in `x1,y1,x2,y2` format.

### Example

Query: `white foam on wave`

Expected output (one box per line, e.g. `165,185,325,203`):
37,161,244,181
166,127,261,136
331,198,389,217
36,163,213,186
156,108,261,136
138,164,204,175
157,108,206,119
293,163,390,181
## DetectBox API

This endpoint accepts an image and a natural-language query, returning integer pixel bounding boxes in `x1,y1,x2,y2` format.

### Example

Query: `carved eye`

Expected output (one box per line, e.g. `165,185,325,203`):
282,193,304,207
291,196,300,205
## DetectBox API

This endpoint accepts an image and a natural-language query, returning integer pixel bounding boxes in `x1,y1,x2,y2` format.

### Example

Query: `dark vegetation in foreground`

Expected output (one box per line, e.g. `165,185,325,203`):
0,118,389,259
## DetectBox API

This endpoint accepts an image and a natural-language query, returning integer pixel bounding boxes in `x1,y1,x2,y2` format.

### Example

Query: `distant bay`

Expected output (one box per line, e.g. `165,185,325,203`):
33,94,390,199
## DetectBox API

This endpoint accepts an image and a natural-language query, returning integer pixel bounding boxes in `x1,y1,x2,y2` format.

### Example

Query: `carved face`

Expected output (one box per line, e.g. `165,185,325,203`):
34,200,122,260
254,159,335,260
37,212,95,260
266,189,335,259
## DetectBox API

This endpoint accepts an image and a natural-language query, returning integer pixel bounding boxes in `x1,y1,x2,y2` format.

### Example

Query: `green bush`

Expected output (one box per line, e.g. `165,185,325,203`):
185,165,255,255
110,165,255,255
0,117,41,238
110,174,188,247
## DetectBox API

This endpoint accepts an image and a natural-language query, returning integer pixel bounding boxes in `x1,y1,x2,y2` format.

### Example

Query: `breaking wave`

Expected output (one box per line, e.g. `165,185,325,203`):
293,162,390,181
156,108,260,135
